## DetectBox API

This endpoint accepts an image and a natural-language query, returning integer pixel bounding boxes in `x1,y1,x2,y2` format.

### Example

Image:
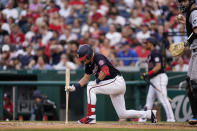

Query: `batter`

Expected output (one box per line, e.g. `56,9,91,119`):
65,44,157,124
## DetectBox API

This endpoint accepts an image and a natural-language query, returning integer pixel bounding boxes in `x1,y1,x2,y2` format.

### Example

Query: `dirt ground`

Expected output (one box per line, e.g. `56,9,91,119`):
0,121,197,130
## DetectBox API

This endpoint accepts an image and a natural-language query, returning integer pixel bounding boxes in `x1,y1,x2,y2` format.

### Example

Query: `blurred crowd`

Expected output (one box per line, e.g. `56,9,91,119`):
0,0,190,71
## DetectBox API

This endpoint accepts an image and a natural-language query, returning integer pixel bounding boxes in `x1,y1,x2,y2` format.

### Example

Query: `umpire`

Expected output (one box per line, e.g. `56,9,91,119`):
176,0,197,125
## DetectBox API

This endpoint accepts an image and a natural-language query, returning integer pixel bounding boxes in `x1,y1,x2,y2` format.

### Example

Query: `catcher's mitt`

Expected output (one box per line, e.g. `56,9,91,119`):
169,42,185,57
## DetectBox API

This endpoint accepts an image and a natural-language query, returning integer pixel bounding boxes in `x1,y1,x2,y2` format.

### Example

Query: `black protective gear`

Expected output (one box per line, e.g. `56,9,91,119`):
77,44,93,61
177,0,195,13
191,80,197,98
185,77,197,118
186,8,197,37
185,32,197,46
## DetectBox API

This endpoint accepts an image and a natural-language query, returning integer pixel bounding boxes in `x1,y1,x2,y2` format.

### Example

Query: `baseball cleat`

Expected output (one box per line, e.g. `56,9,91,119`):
78,116,96,124
188,118,197,125
151,110,157,123
138,118,147,122
167,119,175,122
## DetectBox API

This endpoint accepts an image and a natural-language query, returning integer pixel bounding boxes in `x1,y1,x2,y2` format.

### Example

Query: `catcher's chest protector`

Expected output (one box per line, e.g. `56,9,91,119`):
186,8,197,37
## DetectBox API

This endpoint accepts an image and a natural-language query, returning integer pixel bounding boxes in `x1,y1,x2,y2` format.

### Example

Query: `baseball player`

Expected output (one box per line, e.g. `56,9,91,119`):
139,37,175,122
65,44,157,124
176,0,197,125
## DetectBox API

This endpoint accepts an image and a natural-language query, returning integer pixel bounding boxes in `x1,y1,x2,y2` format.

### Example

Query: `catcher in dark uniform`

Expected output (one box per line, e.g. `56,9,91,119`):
176,0,197,125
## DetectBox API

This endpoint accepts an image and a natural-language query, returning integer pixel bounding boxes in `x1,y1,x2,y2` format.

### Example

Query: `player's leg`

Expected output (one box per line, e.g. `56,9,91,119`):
110,93,155,120
145,85,157,110
188,53,197,125
79,76,125,124
138,84,156,122
154,73,175,122
108,76,156,122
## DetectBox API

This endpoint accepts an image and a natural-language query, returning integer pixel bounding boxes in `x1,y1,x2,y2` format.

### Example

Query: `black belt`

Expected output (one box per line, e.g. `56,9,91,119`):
193,49,197,52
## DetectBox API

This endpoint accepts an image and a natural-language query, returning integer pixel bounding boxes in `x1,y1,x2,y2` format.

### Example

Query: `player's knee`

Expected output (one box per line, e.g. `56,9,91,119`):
87,81,96,87
117,112,127,119
116,109,128,119
87,81,96,93
87,81,96,89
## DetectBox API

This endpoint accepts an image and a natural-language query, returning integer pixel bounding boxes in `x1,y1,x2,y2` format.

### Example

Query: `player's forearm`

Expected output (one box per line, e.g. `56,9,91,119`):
148,63,161,75
98,71,106,81
79,74,91,87
152,63,161,73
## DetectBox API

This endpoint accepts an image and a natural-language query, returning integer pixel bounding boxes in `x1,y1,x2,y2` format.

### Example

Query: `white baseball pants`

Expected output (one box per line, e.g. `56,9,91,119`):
145,73,175,121
87,75,151,119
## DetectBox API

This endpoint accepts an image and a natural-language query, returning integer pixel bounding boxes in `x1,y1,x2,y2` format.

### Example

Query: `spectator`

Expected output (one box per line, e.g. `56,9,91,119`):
69,0,84,11
105,24,122,47
58,0,71,18
135,41,150,58
129,9,143,29
29,0,42,13
136,23,151,43
29,47,49,69
173,56,189,72
2,0,18,20
99,38,111,57
99,16,109,34
53,53,77,70
10,56,22,70
117,42,138,66
33,55,53,70
0,23,9,45
0,0,192,69
90,22,101,40
79,31,91,45
39,25,53,46
59,25,78,42
108,7,126,26
9,24,25,46
19,46,34,69
116,0,130,18
50,41,64,65
0,44,14,69
72,18,82,38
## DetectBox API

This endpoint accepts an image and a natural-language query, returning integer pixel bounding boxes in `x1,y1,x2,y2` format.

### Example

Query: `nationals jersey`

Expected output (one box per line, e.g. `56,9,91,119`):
85,53,121,81
148,49,164,78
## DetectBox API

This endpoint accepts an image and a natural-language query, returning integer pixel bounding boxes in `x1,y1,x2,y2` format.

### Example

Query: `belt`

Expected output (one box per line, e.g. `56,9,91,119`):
193,49,197,52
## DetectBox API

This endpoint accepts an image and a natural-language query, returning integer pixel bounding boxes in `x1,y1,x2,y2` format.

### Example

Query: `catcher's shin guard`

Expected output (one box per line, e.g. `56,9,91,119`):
190,80,197,118
186,77,197,121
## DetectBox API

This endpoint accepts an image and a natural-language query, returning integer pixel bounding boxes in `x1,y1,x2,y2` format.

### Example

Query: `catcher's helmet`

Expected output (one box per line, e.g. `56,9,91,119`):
177,0,195,13
77,44,93,61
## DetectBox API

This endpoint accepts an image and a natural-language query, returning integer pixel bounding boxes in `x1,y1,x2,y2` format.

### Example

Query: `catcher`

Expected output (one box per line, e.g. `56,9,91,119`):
174,0,197,125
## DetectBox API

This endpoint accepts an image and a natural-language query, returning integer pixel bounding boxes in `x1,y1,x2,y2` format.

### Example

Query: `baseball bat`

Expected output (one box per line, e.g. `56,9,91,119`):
65,69,70,124
144,77,173,103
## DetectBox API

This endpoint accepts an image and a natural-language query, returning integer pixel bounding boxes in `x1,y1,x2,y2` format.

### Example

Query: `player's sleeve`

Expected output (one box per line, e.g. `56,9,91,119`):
85,65,92,75
152,53,161,63
98,58,110,76
190,10,197,29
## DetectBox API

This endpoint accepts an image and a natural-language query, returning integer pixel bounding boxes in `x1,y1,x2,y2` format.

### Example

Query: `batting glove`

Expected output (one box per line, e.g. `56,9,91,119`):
140,72,149,80
65,85,76,92
65,83,81,92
